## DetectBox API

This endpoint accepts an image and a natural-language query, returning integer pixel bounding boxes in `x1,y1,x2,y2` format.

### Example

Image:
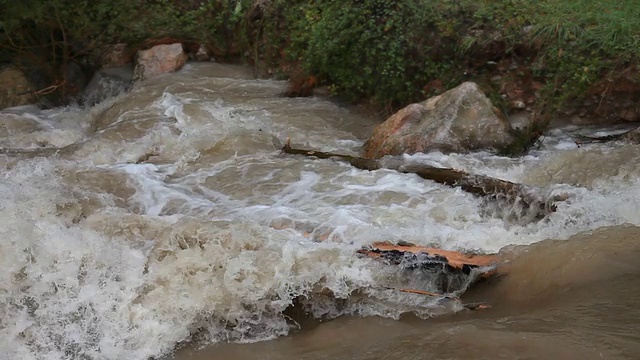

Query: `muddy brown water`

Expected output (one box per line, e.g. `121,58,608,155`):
1,63,639,360
175,226,640,360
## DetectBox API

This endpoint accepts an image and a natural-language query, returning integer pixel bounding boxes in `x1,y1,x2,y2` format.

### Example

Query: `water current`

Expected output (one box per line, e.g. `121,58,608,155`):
1,63,639,360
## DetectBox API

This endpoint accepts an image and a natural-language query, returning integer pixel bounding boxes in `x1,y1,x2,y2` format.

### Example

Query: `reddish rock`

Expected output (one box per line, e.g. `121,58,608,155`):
133,43,188,81
282,74,317,97
619,109,639,122
96,43,133,68
363,82,514,158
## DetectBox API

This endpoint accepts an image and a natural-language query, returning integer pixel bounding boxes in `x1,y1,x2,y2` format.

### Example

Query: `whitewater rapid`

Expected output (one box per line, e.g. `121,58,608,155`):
1,63,639,360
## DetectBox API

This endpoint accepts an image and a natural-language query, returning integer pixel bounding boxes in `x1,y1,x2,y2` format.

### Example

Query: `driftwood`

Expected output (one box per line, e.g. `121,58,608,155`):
357,241,497,275
360,241,498,310
279,140,548,309
573,127,639,146
282,139,557,219
269,220,496,310
387,287,490,310
268,221,499,272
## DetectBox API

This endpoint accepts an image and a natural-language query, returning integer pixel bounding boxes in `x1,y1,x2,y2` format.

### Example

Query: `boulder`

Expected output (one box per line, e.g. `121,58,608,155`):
619,108,639,122
95,43,133,69
0,66,37,110
624,127,640,144
190,44,211,62
133,43,188,81
363,82,514,157
81,66,134,105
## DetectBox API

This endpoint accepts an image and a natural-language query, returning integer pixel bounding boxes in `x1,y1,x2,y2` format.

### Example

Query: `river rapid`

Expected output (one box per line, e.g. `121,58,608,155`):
1,63,639,360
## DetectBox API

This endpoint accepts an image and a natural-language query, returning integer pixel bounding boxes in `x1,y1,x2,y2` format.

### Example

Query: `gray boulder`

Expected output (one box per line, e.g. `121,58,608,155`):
81,66,133,105
364,82,514,158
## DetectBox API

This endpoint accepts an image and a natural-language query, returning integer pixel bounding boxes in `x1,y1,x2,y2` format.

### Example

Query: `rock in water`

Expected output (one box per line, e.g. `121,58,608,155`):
81,66,134,105
0,66,37,110
133,43,188,81
624,127,640,144
363,82,514,157
94,43,133,69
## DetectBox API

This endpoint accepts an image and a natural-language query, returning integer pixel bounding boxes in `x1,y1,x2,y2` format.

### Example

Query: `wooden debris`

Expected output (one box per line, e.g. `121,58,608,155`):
359,241,497,273
364,242,499,310
393,287,453,298
358,241,498,278
381,287,490,310
462,303,492,310
573,128,638,145
269,222,497,272
269,220,496,310
134,149,159,164
282,139,558,219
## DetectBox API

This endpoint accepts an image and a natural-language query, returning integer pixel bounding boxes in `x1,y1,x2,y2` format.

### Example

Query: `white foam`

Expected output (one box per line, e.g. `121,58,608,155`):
0,106,88,149
2,63,640,359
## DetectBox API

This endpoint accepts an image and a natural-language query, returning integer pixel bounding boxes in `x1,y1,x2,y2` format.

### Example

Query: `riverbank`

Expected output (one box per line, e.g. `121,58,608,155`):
2,1,639,134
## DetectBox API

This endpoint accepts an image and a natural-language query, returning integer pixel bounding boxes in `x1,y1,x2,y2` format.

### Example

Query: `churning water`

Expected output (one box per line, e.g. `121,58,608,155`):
1,63,639,360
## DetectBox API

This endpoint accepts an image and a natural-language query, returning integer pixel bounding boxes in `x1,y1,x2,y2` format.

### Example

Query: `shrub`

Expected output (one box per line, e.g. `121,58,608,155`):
294,0,466,105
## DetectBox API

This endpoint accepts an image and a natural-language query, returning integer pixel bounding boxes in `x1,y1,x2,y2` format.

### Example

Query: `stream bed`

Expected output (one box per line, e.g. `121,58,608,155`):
1,63,639,360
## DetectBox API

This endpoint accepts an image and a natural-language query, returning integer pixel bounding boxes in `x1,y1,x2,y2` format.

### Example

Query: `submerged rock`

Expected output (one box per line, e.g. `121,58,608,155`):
133,43,188,81
363,82,514,157
624,126,640,144
81,66,134,105
0,66,37,110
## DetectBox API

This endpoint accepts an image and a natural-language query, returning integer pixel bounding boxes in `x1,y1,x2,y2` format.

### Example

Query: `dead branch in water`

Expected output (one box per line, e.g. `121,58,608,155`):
16,79,66,97
361,242,498,310
269,221,497,309
384,287,490,310
358,241,498,274
573,127,640,146
281,139,558,219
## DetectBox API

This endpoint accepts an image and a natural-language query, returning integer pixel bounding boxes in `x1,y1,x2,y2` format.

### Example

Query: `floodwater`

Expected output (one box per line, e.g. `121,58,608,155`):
1,63,639,360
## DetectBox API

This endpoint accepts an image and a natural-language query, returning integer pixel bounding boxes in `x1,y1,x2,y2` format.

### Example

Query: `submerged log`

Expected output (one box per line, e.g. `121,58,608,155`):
358,241,497,273
573,127,639,146
268,220,498,272
388,288,490,310
268,220,496,309
282,139,557,219
358,241,498,278
362,242,498,310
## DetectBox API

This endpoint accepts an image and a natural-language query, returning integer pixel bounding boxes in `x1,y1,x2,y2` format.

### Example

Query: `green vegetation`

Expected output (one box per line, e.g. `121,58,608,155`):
0,0,262,101
526,0,640,111
292,1,461,105
1,0,639,140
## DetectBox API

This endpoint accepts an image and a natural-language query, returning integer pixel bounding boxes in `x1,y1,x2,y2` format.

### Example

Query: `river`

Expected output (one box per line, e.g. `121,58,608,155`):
1,63,639,360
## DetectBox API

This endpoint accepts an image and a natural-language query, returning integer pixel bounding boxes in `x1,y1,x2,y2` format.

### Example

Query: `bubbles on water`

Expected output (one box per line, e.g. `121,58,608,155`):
0,160,151,360
0,106,89,149
3,63,640,359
